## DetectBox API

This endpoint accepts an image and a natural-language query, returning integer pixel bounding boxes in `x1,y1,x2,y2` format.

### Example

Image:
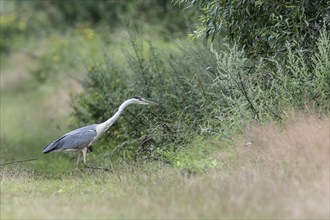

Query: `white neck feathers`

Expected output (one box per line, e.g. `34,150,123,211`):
96,99,135,136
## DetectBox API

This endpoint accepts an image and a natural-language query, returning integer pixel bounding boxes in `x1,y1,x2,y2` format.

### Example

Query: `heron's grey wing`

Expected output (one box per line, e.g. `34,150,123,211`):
43,125,97,154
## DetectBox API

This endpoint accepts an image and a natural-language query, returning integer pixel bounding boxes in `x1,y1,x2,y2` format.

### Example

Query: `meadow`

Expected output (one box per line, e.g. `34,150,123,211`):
1,1,329,219
1,110,328,219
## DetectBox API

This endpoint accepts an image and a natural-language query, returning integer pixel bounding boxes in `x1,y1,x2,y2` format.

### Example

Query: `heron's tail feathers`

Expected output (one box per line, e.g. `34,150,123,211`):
42,143,56,154
42,135,66,154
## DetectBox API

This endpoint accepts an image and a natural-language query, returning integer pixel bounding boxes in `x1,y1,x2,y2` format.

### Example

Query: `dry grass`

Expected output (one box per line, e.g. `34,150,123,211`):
210,111,330,219
1,112,329,219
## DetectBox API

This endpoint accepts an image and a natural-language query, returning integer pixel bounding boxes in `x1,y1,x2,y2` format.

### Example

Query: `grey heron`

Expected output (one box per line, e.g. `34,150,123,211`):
42,96,156,166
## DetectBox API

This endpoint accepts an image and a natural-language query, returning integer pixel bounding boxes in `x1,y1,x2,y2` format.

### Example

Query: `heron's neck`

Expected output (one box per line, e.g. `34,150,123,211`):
98,99,133,133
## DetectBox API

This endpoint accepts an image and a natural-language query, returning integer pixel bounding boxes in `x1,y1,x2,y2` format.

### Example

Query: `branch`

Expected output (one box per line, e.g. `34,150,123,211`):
0,158,38,166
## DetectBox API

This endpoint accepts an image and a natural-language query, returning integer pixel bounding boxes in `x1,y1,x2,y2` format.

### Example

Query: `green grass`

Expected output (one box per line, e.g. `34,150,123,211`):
1,114,329,219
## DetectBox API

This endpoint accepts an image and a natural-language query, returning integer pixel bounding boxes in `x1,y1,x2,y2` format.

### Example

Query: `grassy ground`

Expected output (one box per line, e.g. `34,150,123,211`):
1,112,329,219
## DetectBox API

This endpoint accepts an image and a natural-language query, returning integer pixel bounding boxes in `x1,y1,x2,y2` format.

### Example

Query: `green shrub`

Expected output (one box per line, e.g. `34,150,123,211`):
209,27,330,122
267,27,330,111
73,27,329,164
73,36,222,162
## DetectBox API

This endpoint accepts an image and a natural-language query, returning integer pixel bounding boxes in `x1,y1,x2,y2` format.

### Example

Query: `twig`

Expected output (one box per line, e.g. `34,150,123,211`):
84,165,113,172
0,158,38,166
237,68,260,122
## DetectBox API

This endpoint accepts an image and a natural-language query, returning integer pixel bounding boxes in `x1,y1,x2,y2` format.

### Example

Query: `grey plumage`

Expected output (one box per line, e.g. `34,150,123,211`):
43,124,97,154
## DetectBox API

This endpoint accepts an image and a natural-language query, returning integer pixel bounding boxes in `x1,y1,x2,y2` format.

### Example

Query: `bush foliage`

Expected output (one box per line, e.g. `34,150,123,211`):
73,27,329,163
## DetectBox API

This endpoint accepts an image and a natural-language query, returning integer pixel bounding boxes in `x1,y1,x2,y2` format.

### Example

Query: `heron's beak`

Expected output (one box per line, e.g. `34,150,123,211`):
142,99,157,105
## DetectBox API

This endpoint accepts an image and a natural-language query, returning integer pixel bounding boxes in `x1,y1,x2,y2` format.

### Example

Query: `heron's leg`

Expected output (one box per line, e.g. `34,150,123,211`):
76,152,81,167
82,147,88,164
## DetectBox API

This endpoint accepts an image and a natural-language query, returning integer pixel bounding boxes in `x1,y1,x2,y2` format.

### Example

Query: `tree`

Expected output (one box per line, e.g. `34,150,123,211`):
180,0,330,59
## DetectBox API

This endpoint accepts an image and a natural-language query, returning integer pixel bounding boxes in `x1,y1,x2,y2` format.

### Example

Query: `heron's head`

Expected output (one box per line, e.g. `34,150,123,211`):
131,96,157,105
